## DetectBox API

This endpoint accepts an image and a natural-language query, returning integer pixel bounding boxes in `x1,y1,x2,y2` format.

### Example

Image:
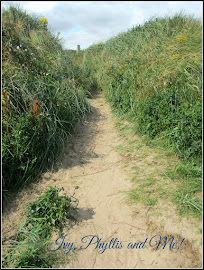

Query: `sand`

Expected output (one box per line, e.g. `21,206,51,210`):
2,92,202,268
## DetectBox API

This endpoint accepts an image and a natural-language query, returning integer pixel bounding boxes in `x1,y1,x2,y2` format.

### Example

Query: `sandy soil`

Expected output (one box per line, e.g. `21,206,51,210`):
2,92,202,268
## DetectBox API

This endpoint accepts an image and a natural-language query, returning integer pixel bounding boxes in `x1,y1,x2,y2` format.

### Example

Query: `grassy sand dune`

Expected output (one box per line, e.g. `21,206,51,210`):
2,7,202,268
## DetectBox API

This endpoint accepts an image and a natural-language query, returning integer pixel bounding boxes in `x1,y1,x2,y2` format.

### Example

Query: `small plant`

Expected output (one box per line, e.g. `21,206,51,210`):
23,187,78,237
2,187,78,268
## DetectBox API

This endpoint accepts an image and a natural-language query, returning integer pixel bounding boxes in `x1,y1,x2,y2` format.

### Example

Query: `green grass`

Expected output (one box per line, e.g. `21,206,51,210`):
2,233,58,268
2,7,202,267
82,13,202,162
2,187,78,268
74,13,202,217
113,118,202,218
2,5,91,194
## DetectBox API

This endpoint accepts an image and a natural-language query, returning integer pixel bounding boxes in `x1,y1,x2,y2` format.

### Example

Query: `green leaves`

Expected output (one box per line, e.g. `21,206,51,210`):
2,187,78,268
25,187,77,235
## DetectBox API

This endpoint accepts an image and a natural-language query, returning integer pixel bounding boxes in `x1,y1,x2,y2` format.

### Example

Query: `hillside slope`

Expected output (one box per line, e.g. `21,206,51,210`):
2,6,90,192
82,14,202,162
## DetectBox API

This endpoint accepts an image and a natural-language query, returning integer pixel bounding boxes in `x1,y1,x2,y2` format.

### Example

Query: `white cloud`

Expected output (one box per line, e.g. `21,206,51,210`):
2,1,203,50
2,1,58,13
21,1,58,13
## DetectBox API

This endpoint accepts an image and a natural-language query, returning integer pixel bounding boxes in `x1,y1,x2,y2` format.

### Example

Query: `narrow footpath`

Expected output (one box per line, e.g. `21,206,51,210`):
2,92,202,268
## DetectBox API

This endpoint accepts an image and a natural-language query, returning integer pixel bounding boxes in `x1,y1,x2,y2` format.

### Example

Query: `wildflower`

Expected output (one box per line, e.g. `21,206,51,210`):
194,54,196,57
57,31,61,34
25,49,28,52
136,69,138,71
198,97,200,99
124,64,127,66
139,113,141,115
190,104,192,106
172,54,178,59
115,73,117,76
178,35,185,42
40,17,48,23
20,44,22,47
17,46,20,49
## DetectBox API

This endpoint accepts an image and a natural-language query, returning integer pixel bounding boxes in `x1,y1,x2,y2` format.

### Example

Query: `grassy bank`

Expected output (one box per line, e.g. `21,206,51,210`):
79,14,202,216
2,6,90,195
82,14,202,160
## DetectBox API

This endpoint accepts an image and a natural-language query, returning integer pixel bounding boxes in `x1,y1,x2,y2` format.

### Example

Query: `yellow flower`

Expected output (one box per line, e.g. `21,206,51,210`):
115,73,117,76
194,54,197,57
198,97,200,99
57,31,61,34
40,17,48,23
178,35,185,42
136,69,138,71
190,104,192,106
172,54,178,59
139,113,141,115
124,64,127,66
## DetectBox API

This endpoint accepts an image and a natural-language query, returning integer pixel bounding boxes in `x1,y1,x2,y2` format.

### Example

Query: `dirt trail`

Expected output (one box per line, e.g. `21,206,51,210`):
2,92,202,268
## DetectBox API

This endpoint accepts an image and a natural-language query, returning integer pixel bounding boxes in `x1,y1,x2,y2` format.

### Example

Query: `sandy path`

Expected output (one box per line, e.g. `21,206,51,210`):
2,92,202,268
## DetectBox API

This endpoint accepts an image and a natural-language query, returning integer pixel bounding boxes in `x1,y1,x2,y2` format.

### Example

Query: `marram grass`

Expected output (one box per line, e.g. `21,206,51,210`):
82,13,202,161
79,13,202,216
2,6,91,193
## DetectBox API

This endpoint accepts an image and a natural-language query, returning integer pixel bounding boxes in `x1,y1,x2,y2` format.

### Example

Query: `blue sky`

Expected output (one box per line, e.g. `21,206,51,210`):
2,1,203,50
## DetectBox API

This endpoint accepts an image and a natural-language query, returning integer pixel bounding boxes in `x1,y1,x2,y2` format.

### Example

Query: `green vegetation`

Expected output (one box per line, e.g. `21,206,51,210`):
2,6,91,194
114,120,202,218
2,7,202,267
2,187,78,268
23,186,78,237
82,14,202,161
79,14,202,216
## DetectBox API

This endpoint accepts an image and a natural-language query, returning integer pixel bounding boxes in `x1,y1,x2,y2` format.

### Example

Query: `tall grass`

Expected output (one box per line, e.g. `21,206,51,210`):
82,13,202,161
80,13,202,216
2,6,91,193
